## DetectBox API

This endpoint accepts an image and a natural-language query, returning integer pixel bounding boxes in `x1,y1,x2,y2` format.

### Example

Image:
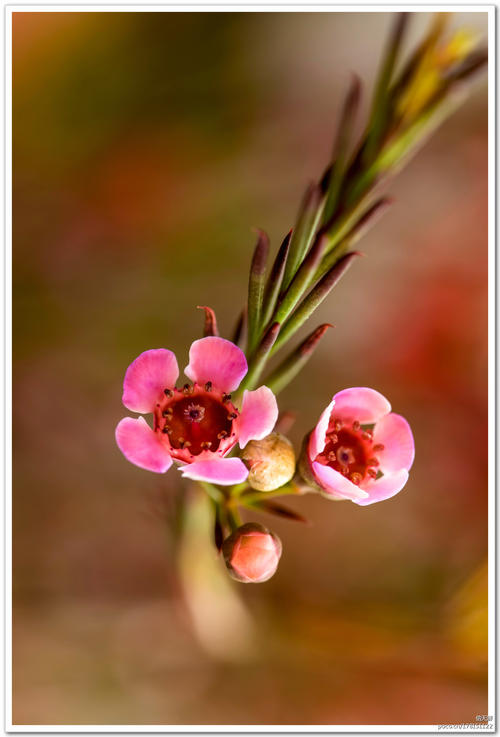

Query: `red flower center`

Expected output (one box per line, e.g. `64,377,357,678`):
316,418,384,485
154,383,239,460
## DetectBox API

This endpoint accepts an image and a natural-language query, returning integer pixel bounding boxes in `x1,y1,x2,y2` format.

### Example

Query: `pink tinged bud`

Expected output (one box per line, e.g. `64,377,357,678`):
222,523,282,584
300,387,415,505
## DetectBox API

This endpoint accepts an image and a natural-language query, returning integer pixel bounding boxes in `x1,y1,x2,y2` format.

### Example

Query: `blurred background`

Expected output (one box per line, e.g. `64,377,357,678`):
13,10,488,726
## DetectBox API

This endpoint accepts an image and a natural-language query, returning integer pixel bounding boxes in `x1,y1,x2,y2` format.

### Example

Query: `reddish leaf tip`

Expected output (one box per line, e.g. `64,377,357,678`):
196,305,219,337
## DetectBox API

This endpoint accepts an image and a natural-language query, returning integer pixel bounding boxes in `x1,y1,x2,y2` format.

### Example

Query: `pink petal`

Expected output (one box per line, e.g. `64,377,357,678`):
309,398,335,460
180,457,249,485
332,387,391,424
311,461,369,502
373,412,415,473
115,417,173,473
184,337,248,393
237,386,279,449
122,349,179,413
353,469,409,506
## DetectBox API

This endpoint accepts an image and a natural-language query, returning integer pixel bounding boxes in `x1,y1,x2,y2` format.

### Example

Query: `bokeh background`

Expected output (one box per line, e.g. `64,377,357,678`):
13,10,488,726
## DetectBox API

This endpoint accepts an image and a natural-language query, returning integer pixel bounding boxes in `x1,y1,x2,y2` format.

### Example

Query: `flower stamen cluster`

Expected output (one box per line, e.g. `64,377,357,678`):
154,384,239,461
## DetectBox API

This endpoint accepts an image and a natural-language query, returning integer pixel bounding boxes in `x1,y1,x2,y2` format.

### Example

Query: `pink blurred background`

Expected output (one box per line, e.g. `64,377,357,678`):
13,10,488,726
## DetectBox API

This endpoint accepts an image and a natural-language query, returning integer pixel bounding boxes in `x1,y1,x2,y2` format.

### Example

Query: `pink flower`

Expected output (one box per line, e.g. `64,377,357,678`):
302,387,414,506
222,523,282,583
115,337,278,485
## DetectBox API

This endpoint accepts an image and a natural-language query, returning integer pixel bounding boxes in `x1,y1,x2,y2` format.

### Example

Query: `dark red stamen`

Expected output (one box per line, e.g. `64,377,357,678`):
156,386,237,458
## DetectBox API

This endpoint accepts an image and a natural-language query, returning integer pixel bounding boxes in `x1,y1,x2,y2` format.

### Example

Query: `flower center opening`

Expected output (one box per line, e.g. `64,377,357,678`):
184,403,205,423
157,388,238,458
316,418,384,485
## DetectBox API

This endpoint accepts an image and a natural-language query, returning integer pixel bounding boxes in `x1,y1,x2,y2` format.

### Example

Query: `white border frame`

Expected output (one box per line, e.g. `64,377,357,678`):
3,4,495,733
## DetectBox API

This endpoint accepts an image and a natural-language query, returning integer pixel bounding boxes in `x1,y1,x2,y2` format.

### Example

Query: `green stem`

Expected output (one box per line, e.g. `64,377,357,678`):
239,486,301,506
237,321,280,395
199,481,224,504
226,503,242,531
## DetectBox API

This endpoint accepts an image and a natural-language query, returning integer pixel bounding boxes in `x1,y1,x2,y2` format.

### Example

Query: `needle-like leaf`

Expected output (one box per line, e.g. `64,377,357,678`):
247,229,270,354
272,252,359,353
239,321,281,393
261,230,292,329
322,74,362,224
316,198,391,280
281,183,324,292
243,498,310,525
364,12,409,163
265,324,333,395
274,229,329,325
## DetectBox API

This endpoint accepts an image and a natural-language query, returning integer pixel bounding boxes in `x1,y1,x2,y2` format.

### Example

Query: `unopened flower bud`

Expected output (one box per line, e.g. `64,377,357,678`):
241,432,296,491
222,522,282,583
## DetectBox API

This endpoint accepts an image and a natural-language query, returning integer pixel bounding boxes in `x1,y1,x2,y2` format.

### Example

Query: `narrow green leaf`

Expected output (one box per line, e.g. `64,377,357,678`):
272,252,359,353
261,230,292,329
322,75,362,224
345,90,462,209
197,305,219,337
376,93,463,175
247,229,270,354
239,321,281,393
316,198,391,280
265,323,333,395
364,12,409,163
282,183,324,291
274,229,329,326
390,13,449,105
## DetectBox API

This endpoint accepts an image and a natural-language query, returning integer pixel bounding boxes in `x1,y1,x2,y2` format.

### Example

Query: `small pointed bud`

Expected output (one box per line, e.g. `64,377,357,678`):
222,522,282,584
197,305,219,337
241,432,296,492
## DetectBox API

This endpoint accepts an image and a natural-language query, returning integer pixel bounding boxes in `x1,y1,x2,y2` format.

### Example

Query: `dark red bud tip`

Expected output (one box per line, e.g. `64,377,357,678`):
222,522,282,584
197,305,219,337
299,323,333,357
